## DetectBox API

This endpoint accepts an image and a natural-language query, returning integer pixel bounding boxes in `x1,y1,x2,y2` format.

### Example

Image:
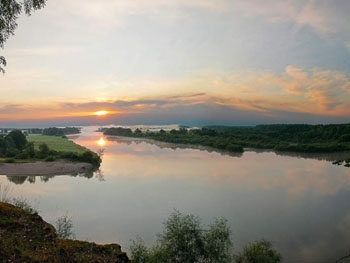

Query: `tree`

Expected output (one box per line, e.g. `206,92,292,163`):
6,130,27,150
38,142,49,155
129,237,150,263
235,239,282,263
130,211,233,263
204,218,233,262
157,211,205,263
0,0,47,73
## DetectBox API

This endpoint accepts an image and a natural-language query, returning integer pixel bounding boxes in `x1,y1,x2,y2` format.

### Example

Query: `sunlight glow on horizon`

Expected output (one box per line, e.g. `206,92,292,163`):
94,110,109,116
0,0,349,125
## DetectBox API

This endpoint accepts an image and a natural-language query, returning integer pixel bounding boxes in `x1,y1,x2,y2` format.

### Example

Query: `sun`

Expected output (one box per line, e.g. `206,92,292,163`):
94,110,109,116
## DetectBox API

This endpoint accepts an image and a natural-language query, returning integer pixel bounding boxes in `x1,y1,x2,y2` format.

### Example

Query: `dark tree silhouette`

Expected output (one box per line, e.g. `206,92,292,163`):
6,130,27,150
0,0,47,73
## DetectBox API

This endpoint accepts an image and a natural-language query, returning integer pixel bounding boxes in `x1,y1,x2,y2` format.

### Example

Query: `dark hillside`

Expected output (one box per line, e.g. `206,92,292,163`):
0,202,129,262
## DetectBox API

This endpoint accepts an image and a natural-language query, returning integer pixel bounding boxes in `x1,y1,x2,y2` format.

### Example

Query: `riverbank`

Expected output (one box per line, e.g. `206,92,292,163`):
0,160,93,176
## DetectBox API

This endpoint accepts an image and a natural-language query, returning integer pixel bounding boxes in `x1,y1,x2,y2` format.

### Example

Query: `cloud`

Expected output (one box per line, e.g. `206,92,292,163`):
232,0,350,39
281,67,350,112
49,0,228,30
6,46,83,57
1,63,349,126
184,66,350,116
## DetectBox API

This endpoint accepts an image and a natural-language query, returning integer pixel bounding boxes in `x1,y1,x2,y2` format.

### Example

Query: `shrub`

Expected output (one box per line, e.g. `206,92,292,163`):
129,237,150,263
11,197,38,214
235,239,282,263
130,211,233,263
55,214,75,239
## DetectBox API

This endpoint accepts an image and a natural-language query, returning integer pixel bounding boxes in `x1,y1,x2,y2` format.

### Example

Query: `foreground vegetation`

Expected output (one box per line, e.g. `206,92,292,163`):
103,124,350,167
130,210,281,263
1,183,281,263
0,130,100,167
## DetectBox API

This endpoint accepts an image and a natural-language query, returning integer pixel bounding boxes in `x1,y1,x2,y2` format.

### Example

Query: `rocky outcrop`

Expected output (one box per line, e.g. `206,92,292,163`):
0,202,129,262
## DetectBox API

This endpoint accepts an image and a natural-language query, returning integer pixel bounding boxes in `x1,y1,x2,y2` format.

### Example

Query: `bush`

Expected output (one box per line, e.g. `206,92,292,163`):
235,239,281,263
11,197,38,214
55,214,75,239
78,151,101,166
129,237,150,263
130,211,233,263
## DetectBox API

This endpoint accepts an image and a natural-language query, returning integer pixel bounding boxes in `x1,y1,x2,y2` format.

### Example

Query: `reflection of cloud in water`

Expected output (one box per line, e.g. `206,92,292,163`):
103,138,350,199
281,204,350,262
70,130,350,262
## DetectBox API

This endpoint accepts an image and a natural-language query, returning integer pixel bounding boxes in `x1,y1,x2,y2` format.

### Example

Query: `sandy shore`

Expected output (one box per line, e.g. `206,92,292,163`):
0,161,94,176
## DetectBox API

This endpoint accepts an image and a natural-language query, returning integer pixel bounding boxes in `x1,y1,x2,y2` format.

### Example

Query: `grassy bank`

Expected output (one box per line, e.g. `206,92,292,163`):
0,131,101,167
27,135,87,154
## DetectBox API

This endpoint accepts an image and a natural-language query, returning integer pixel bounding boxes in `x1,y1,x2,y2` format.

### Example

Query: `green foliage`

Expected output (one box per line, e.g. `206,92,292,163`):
205,218,233,262
55,214,75,239
104,127,133,137
79,151,101,166
130,211,233,263
235,239,282,263
39,142,50,155
24,141,35,158
6,130,27,150
0,130,28,158
42,127,80,136
129,237,150,263
0,132,101,166
103,124,350,157
157,211,205,262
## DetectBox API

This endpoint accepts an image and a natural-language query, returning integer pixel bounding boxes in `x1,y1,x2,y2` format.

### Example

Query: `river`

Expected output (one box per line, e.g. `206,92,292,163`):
1,126,350,262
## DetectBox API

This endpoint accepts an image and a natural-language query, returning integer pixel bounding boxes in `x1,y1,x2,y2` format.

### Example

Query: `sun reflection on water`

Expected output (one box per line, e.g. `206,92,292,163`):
97,137,106,147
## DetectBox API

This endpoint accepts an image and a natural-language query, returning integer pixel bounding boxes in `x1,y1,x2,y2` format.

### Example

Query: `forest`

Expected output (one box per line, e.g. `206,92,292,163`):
103,124,350,166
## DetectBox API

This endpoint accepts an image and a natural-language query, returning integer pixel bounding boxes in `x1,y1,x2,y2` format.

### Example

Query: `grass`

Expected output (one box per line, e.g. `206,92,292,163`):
27,135,87,154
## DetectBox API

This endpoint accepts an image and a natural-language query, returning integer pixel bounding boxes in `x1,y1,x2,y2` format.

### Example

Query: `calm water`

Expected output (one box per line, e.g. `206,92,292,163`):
1,126,350,262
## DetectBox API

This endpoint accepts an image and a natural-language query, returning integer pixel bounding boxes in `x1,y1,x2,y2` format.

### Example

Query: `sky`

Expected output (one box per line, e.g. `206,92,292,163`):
1,0,350,127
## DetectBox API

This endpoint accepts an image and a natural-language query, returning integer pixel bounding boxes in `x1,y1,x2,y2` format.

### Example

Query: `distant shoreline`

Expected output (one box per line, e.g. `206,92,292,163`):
0,160,93,176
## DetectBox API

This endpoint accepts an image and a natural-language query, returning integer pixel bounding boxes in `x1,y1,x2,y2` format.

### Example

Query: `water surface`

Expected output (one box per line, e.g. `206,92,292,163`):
1,126,350,262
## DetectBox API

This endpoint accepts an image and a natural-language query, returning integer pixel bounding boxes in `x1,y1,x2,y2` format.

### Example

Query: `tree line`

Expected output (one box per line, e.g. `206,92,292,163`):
42,127,80,136
103,124,350,154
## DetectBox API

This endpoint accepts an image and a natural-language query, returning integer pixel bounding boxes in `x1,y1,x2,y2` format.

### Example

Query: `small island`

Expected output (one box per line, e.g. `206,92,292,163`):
0,128,101,175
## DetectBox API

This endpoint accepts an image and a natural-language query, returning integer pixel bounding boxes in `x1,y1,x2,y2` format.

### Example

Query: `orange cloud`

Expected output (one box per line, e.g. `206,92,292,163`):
1,66,349,126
